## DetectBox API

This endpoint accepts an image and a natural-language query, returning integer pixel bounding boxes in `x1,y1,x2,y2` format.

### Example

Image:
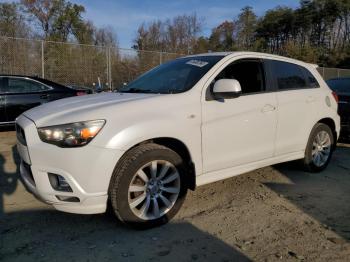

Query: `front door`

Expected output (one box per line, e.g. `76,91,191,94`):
201,59,277,173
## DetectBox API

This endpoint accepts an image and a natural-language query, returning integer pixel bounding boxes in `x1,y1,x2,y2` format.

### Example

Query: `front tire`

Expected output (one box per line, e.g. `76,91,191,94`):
301,123,335,172
109,143,188,229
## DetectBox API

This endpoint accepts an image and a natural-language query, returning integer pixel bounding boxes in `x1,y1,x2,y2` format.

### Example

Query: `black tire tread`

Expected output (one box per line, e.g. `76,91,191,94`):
301,123,334,173
108,143,187,228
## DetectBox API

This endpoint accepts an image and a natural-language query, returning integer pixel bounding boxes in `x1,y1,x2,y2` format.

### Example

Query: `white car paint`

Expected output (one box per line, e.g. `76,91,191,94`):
16,52,340,214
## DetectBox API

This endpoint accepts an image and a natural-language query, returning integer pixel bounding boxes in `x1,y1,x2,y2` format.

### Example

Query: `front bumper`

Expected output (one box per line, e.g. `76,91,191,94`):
16,115,125,214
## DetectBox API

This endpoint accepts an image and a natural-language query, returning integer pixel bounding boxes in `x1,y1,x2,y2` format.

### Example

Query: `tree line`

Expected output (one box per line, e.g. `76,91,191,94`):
134,1,350,68
0,0,117,46
0,0,119,88
0,0,349,87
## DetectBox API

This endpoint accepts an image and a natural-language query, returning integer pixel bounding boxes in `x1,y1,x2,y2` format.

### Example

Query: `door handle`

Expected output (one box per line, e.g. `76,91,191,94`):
306,96,315,103
261,104,276,113
40,94,49,99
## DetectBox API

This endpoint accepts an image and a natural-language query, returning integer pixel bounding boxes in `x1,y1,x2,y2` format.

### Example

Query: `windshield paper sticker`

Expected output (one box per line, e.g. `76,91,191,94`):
186,60,208,67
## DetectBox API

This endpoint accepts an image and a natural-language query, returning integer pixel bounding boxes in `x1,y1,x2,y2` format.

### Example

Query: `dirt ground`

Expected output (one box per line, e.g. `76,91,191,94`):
0,130,350,262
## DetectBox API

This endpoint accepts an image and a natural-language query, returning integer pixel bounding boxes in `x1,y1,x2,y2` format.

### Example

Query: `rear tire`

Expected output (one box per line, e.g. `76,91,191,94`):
301,123,335,172
108,143,188,229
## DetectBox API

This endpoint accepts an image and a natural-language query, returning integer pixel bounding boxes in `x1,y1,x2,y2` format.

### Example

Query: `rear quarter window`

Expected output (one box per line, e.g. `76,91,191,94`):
301,67,320,88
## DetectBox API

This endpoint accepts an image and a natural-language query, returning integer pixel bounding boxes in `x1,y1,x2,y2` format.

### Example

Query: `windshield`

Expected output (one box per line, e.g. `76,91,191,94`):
327,78,350,93
118,56,224,94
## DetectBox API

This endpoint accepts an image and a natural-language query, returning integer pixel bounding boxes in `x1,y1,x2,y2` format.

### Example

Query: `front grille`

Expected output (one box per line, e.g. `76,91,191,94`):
16,124,27,145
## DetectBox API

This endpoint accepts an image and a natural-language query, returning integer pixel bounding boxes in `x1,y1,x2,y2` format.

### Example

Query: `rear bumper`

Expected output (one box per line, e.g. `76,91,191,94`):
16,114,125,214
340,124,350,139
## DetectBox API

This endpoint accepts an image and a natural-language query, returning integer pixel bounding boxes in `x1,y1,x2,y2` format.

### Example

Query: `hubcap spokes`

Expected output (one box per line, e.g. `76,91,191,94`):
312,131,331,167
128,160,180,220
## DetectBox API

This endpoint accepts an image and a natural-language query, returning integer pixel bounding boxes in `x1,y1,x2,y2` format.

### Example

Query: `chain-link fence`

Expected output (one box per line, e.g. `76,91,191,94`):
317,67,350,80
0,36,349,90
0,36,182,91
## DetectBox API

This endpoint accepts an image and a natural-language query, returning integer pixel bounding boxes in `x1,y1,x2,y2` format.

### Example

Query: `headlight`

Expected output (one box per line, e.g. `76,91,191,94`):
37,120,105,147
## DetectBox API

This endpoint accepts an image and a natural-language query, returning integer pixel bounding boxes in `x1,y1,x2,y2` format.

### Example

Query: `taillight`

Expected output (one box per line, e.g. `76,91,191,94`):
332,91,339,103
76,91,86,96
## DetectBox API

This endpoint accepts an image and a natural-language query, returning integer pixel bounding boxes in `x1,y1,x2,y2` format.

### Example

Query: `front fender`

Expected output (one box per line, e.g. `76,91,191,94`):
99,118,203,176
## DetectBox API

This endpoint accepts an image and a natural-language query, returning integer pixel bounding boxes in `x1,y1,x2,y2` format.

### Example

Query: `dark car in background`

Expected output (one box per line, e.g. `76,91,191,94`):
327,77,350,140
0,75,89,125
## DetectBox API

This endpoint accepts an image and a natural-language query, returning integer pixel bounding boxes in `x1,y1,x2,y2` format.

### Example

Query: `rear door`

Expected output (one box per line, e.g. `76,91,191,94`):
4,77,52,122
268,60,321,155
0,77,7,123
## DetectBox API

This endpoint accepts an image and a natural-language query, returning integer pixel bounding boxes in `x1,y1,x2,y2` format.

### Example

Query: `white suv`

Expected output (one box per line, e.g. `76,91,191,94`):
16,52,340,228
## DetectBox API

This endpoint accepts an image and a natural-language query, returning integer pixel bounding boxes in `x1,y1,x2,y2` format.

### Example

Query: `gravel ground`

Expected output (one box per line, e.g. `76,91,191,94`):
0,130,350,262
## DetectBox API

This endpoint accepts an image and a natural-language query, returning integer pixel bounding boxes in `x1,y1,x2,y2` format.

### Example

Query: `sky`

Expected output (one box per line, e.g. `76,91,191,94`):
72,0,300,48
3,0,300,48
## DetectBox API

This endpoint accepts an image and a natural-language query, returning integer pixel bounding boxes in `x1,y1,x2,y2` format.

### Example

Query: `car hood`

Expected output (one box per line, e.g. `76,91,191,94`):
23,92,160,126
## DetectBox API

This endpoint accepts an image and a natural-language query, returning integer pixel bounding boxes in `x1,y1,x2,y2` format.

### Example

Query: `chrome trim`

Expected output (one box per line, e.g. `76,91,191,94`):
0,121,15,125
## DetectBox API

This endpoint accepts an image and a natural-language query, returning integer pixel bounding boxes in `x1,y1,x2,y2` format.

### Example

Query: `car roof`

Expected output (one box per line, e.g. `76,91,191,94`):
0,74,41,78
185,51,318,68
0,74,52,82
0,74,68,88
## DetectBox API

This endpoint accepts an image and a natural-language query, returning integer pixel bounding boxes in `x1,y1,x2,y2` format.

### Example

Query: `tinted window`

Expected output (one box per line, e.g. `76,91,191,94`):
119,56,224,94
5,78,49,93
327,78,350,93
271,61,307,90
215,60,265,94
302,68,320,88
0,77,5,93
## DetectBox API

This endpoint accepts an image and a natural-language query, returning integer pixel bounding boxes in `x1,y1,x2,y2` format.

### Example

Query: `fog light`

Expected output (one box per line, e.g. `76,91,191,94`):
48,173,73,192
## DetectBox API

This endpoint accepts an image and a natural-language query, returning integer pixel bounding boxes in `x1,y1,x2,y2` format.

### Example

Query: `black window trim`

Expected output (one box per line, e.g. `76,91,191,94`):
1,76,53,94
300,67,320,89
266,59,320,92
206,58,272,100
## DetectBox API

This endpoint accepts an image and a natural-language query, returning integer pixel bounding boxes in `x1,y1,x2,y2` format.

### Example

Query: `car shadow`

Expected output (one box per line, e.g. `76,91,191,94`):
1,133,350,260
0,143,250,261
265,144,350,242
0,210,250,262
0,125,15,132
0,145,20,216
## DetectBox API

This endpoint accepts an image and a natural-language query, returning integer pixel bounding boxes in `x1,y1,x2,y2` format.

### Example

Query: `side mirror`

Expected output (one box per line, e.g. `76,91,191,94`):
212,79,242,99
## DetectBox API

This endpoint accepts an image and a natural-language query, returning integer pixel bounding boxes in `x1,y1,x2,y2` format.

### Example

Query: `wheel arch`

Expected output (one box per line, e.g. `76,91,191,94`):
118,137,196,191
317,117,337,143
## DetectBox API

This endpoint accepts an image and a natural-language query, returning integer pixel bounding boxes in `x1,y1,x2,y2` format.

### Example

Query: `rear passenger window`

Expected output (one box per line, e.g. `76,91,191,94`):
271,61,307,90
6,78,49,93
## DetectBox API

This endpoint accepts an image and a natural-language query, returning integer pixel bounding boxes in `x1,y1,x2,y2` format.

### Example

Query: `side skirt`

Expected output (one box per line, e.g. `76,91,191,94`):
196,151,304,187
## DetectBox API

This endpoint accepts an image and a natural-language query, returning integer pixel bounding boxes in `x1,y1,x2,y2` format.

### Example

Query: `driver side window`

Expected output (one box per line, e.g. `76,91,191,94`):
214,59,266,95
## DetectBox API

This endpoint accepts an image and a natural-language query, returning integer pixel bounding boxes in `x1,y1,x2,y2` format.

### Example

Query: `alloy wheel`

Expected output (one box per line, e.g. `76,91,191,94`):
311,130,331,167
127,160,181,220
